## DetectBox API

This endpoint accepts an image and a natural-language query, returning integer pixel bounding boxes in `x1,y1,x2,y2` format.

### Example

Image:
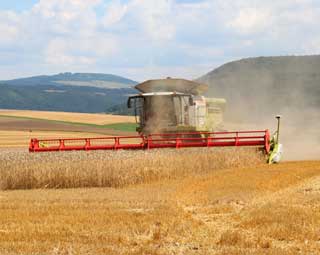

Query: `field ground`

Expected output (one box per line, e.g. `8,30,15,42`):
0,130,104,147
1,110,320,254
0,110,138,146
0,110,135,125
0,159,320,254
0,110,138,147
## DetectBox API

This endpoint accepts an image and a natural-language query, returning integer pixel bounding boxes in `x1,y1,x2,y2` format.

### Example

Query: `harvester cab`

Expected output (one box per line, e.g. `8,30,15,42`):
127,78,226,135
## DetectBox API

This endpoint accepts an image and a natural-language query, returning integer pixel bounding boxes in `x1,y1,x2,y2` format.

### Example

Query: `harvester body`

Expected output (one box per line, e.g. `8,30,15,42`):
127,78,226,135
28,78,282,163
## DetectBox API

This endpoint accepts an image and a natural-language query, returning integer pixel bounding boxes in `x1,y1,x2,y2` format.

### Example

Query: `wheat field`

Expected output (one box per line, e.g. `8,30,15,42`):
0,150,319,254
0,109,135,125
0,147,265,190
0,122,319,254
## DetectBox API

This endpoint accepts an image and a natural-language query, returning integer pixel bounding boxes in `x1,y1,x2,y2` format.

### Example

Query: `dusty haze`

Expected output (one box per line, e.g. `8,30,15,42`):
200,56,320,160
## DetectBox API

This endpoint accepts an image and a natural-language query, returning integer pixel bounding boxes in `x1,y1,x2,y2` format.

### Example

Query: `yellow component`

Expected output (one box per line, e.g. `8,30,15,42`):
204,98,226,131
39,142,48,148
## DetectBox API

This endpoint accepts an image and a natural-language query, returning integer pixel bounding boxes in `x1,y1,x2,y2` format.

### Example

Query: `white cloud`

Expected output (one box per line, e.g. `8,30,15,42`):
303,38,320,55
45,35,118,67
2,0,320,80
30,0,118,68
89,36,119,57
115,63,215,81
31,0,101,35
181,44,224,58
132,0,176,43
0,11,20,45
228,7,272,34
32,0,102,17
102,0,176,43
102,0,128,27
45,38,77,66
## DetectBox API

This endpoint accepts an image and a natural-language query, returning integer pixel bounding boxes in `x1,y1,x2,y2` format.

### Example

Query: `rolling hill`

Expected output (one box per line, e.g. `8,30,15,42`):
0,73,137,114
1,72,137,89
199,55,320,124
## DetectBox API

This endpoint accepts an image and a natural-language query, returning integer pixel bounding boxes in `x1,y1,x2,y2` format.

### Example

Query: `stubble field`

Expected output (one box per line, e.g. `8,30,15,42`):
0,110,135,125
0,130,102,147
0,110,138,147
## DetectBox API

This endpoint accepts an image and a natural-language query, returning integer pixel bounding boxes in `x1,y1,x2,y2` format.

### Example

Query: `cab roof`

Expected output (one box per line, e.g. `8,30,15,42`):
135,78,208,95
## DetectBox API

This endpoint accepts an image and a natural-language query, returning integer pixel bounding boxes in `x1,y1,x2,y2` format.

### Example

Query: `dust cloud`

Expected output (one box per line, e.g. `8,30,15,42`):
221,98,320,161
223,111,320,161
203,56,320,161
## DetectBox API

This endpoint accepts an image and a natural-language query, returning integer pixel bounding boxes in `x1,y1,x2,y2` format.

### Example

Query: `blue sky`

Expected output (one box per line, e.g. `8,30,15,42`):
0,1,38,12
0,0,319,81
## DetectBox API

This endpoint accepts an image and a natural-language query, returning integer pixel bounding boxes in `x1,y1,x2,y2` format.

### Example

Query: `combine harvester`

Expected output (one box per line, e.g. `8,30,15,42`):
29,78,282,163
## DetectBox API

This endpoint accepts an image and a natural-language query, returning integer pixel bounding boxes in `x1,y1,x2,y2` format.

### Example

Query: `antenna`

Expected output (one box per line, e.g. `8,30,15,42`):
275,115,281,144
